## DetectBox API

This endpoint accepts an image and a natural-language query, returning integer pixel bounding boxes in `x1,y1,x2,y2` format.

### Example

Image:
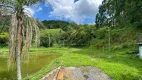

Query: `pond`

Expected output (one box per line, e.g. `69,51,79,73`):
0,53,62,79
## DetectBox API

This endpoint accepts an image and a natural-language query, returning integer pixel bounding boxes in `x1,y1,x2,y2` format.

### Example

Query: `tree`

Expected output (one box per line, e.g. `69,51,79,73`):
96,0,142,28
0,0,43,80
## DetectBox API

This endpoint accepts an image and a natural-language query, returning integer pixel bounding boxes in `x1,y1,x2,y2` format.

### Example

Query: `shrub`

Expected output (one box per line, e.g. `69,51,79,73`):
0,32,9,47
40,35,54,47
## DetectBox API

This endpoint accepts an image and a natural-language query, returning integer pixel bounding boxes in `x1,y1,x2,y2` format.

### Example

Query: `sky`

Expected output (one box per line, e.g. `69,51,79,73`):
24,0,103,24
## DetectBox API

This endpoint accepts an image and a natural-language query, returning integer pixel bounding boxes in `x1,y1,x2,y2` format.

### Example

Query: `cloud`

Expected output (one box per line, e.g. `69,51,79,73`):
37,7,42,12
23,7,35,17
47,0,102,24
23,3,42,17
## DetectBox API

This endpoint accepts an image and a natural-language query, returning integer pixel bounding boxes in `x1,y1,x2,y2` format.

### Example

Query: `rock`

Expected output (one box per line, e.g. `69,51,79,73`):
108,56,112,59
41,66,112,80
126,50,138,54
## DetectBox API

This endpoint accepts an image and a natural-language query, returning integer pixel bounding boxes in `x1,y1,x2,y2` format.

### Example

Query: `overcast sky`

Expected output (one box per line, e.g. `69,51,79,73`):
24,0,103,24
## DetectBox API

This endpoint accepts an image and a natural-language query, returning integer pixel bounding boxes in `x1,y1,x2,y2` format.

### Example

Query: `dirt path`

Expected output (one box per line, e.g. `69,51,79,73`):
41,66,112,80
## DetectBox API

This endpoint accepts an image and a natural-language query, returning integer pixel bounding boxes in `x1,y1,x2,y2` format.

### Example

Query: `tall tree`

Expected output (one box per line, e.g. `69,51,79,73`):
96,0,142,28
0,0,43,80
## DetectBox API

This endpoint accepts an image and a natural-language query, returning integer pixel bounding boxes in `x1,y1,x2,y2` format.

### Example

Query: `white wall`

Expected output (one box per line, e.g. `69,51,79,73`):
139,46,142,59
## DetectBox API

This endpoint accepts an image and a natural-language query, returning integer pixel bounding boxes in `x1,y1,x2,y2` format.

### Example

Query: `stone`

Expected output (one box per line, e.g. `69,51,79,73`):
41,66,112,80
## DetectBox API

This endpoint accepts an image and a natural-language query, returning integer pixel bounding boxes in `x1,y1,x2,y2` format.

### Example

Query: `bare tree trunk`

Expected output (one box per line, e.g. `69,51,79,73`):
15,46,22,80
49,34,50,47
16,14,23,80
108,29,111,52
63,40,64,47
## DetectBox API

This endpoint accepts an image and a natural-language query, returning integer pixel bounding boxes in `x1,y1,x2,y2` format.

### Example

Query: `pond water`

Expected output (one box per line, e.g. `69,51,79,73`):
0,53,62,79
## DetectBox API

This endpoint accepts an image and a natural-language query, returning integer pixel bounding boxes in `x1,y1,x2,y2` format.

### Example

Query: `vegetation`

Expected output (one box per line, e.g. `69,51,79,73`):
96,0,142,28
0,0,142,80
20,47,141,80
1,0,42,80
0,15,10,32
40,20,96,47
0,19,142,80
40,29,65,47
0,32,9,47
0,48,62,79
1,47,141,80
42,20,71,31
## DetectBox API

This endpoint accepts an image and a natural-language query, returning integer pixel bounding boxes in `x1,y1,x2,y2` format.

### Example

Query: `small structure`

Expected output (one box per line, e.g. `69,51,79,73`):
138,43,142,59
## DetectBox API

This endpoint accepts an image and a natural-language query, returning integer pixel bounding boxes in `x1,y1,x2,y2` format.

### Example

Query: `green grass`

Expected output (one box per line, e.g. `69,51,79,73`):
28,47,142,80
0,47,69,54
1,47,142,80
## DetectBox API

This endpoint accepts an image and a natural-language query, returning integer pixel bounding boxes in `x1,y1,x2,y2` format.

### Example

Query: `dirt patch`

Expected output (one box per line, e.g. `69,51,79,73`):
41,66,112,80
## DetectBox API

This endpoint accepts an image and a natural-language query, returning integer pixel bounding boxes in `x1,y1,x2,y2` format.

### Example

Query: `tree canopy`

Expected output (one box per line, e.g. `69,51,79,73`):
96,0,142,28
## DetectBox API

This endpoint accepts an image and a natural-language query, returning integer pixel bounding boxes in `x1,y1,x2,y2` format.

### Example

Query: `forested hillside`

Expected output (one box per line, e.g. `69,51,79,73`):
40,18,142,51
1,18,142,51
40,20,96,47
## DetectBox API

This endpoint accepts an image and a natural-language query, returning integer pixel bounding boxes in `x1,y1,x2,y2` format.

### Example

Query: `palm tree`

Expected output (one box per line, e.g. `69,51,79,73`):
0,0,43,80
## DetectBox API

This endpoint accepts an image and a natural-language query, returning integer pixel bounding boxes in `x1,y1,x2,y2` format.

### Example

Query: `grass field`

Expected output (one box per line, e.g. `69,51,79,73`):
0,47,142,80
26,47,142,80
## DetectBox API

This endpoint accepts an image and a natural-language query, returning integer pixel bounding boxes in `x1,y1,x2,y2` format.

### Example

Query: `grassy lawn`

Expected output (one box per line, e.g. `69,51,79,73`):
0,47,142,80
28,47,142,80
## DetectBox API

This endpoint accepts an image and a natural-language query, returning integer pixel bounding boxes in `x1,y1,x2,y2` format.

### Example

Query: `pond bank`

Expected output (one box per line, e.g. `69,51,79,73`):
0,53,62,79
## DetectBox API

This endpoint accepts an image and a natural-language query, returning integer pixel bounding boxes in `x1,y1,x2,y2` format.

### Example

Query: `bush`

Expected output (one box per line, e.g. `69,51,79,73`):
0,32,9,47
95,27,107,39
40,35,54,47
